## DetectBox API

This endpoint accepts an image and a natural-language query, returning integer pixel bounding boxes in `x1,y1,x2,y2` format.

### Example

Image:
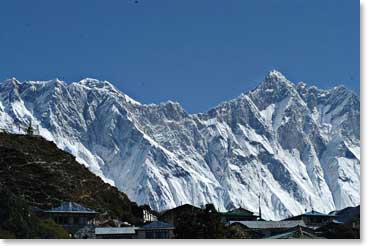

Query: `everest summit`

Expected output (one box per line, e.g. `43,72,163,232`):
0,70,360,220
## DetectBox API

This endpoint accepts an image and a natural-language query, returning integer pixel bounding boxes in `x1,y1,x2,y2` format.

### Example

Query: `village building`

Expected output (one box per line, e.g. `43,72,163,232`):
95,227,139,239
265,226,324,239
139,204,159,223
97,219,129,228
228,220,307,237
42,202,98,233
225,222,263,239
284,210,335,228
143,208,158,223
159,204,201,225
221,207,259,222
136,221,175,239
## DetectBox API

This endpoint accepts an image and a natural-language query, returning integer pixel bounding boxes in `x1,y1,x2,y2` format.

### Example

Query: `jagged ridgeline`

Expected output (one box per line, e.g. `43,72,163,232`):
0,70,360,220
0,133,144,228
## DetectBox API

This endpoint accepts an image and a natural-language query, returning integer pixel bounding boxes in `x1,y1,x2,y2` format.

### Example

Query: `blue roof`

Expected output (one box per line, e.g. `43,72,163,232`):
142,221,174,229
44,202,97,214
303,210,334,217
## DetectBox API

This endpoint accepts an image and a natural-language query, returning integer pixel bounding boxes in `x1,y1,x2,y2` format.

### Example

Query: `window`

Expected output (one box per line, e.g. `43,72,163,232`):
67,216,74,225
146,231,154,239
79,217,87,225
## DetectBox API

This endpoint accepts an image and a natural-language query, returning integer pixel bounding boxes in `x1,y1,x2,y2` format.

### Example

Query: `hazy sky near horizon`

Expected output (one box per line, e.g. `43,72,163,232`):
0,0,359,113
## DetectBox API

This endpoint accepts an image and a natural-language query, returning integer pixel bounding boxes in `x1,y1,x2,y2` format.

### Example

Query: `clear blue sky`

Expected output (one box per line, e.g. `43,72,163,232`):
0,0,359,113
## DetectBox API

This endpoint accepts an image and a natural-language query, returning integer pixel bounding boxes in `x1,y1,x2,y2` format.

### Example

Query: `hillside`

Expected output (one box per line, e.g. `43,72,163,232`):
0,133,144,226
0,187,69,239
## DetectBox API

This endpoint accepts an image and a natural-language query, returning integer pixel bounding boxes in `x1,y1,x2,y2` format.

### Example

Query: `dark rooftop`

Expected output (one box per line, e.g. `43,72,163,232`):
230,207,254,214
141,221,174,230
44,201,97,214
159,203,201,216
220,207,257,218
303,210,335,217
230,220,306,229
265,226,323,239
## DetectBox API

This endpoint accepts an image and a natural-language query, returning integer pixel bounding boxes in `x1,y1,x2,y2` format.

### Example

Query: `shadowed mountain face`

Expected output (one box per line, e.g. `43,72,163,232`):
0,133,143,224
0,70,360,220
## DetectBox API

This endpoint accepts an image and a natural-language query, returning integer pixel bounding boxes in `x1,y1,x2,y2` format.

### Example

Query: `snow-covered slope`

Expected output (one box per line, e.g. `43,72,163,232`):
0,71,360,220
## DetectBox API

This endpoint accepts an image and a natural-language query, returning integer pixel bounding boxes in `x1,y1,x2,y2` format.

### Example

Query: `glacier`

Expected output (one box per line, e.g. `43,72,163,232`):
0,70,360,220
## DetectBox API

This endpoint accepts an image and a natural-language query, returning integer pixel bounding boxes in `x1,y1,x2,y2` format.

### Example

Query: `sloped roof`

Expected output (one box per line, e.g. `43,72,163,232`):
231,207,254,213
303,210,335,217
95,227,139,235
332,219,344,224
44,201,97,214
224,207,256,217
159,204,201,216
285,210,336,220
230,220,306,229
141,221,174,229
266,226,323,239
329,205,359,223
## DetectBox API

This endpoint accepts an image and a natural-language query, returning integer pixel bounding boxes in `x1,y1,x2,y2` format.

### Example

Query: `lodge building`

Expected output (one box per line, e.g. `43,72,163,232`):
284,210,335,228
42,202,98,232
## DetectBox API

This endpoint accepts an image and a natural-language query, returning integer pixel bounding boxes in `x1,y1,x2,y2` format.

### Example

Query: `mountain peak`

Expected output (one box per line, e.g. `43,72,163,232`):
251,70,296,102
265,69,287,81
77,78,114,89
0,73,359,220
261,70,293,89
0,78,21,94
2,77,20,85
6,77,19,82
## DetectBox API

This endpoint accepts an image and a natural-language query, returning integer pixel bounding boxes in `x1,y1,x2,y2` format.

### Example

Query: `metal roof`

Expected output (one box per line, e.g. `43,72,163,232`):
332,219,344,224
230,220,306,229
141,221,174,229
265,226,323,239
95,227,139,235
303,210,335,217
44,202,97,214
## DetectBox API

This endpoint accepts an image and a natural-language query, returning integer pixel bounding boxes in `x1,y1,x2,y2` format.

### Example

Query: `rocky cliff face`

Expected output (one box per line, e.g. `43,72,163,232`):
0,70,360,220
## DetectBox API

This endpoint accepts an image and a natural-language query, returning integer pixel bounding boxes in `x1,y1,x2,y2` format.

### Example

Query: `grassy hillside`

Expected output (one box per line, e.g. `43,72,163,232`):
0,187,69,239
0,133,144,233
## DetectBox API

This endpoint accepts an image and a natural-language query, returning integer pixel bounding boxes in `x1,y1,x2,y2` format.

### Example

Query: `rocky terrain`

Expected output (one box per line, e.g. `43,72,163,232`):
0,70,360,220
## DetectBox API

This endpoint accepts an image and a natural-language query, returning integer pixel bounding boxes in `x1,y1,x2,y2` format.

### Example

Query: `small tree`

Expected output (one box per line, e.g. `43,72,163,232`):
174,210,202,238
174,204,225,239
198,204,225,239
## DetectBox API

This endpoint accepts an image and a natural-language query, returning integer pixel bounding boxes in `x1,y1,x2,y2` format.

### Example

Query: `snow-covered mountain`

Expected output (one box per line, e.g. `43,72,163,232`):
0,70,360,220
